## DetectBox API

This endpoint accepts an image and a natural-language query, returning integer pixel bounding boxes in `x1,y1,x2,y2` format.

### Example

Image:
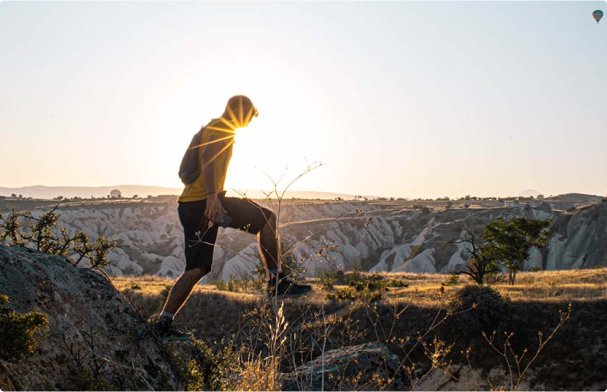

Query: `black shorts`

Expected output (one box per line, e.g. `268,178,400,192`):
178,192,274,274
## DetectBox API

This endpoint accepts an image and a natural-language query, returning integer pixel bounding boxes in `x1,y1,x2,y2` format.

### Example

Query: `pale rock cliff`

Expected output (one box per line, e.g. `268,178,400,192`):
13,198,607,280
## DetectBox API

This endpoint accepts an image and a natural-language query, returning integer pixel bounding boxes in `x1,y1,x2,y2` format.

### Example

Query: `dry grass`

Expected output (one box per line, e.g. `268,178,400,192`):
381,269,607,304
111,268,607,391
113,267,607,309
235,356,281,391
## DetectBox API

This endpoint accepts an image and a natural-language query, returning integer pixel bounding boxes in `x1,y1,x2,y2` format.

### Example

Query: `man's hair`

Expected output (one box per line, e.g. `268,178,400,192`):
225,95,257,127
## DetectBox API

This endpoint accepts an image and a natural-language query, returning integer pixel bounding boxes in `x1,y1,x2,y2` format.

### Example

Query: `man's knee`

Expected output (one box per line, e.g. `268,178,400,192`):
183,266,208,282
263,212,277,230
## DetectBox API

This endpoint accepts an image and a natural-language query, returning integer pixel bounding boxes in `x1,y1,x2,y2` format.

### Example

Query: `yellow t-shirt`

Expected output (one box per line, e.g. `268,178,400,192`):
178,118,235,202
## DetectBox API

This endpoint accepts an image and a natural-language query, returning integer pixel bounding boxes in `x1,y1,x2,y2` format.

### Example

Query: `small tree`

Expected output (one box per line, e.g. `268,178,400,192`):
452,218,550,285
0,208,117,272
450,227,500,285
483,218,551,285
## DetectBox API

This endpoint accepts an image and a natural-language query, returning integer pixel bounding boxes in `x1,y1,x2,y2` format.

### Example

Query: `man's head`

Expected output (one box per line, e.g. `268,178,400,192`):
223,95,258,128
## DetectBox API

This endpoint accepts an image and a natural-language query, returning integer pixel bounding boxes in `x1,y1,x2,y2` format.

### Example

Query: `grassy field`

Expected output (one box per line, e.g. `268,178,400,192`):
113,267,607,306
111,268,607,391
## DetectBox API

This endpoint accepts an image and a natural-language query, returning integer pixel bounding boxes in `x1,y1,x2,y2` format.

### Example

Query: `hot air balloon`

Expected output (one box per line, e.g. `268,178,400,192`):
593,10,603,24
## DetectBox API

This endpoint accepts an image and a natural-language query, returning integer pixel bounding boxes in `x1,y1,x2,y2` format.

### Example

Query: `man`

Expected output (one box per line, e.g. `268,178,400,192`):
157,95,312,342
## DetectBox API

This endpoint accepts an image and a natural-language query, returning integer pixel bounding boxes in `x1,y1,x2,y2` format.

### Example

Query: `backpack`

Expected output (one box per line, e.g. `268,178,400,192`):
178,128,204,185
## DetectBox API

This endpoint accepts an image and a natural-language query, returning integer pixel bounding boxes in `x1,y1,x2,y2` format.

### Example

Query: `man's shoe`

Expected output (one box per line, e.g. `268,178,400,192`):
267,272,312,299
156,317,192,343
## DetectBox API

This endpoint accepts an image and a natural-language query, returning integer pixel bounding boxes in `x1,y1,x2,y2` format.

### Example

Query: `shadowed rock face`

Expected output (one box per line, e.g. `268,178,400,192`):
282,343,406,391
546,202,607,270
8,196,606,280
0,245,179,391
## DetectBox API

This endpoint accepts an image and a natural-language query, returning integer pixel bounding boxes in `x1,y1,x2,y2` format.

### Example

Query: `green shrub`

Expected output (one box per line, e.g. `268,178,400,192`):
0,208,117,270
357,287,385,303
210,276,249,293
211,279,229,291
449,285,510,343
442,274,460,286
386,278,408,288
317,269,343,291
326,271,387,302
326,287,357,302
130,283,142,290
358,273,388,293
0,294,50,362
343,265,364,287
172,337,238,391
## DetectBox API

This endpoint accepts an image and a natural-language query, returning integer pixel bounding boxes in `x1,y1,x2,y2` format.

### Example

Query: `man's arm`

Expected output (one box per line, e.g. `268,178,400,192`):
201,134,227,222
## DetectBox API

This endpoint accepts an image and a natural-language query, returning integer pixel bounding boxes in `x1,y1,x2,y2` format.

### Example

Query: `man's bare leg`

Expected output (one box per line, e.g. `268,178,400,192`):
258,213,279,271
161,267,206,316
258,213,312,297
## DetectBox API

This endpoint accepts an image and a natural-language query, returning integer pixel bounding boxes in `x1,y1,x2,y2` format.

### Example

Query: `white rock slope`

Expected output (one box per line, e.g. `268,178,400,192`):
17,198,607,279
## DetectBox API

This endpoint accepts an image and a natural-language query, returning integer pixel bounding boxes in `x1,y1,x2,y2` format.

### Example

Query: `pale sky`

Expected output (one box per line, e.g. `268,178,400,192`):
1,1,606,199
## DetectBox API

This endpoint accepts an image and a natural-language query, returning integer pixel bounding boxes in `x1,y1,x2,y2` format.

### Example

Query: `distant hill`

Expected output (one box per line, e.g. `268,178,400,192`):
0,185,183,199
227,189,359,200
518,189,541,197
0,185,359,200
545,193,604,203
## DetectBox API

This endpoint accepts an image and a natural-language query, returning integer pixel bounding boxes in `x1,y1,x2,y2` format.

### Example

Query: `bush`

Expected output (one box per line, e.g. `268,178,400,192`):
386,278,408,288
343,265,364,287
441,274,460,286
171,337,238,391
326,271,388,302
0,208,117,271
326,286,358,302
449,285,510,343
210,275,252,293
316,269,344,291
0,294,49,362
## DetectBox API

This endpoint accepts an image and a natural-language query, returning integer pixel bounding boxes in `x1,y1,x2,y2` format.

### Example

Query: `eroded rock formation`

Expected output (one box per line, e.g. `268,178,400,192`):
0,245,179,391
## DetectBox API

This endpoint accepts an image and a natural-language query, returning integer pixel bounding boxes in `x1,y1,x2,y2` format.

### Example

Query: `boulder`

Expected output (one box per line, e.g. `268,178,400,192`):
282,342,406,391
0,245,180,391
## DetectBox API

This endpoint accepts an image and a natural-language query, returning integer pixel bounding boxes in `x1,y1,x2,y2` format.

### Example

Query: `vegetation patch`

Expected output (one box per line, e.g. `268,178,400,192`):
0,207,117,271
0,293,49,362
448,285,511,345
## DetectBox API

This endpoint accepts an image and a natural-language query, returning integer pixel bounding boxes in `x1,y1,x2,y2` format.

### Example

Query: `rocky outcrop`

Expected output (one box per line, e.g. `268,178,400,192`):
282,343,406,391
11,197,607,280
0,245,180,391
545,202,607,270
370,202,607,274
